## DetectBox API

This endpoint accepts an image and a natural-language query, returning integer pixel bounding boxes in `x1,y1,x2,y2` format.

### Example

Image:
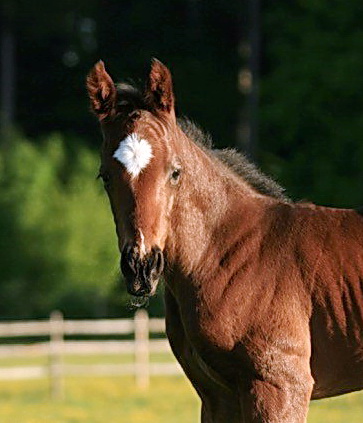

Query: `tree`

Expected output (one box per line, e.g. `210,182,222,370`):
260,0,363,207
0,132,128,318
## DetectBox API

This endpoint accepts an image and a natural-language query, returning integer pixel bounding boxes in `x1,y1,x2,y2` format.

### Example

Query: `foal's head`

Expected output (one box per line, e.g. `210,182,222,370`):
87,60,183,297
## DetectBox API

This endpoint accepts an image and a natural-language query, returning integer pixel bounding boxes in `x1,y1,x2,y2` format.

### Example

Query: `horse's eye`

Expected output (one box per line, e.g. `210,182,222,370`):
170,168,181,185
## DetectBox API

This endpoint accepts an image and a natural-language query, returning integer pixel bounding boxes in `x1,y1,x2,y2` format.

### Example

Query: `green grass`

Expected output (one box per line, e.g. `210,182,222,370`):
0,352,173,367
0,354,362,422
309,392,363,423
0,376,199,423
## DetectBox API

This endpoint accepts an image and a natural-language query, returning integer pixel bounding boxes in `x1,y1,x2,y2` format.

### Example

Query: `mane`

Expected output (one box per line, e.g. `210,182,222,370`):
116,83,289,201
178,118,290,201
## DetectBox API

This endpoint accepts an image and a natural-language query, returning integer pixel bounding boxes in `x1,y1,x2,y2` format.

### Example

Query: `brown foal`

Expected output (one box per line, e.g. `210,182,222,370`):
87,59,363,422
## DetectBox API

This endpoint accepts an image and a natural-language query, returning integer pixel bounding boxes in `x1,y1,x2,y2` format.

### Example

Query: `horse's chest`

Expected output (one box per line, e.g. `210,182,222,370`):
166,273,258,379
176,304,254,384
179,299,245,359
179,300,235,350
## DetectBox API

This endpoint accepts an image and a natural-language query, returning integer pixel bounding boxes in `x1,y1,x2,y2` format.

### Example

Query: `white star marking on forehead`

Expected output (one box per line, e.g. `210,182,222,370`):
113,133,153,178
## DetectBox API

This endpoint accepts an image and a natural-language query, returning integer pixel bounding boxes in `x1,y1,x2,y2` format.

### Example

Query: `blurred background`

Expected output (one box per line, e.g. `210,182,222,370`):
1,1,363,422
2,0,362,321
1,0,363,321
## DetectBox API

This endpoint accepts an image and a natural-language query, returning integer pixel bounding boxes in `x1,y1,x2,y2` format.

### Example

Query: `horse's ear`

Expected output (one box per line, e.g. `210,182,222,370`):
86,60,117,121
146,58,175,115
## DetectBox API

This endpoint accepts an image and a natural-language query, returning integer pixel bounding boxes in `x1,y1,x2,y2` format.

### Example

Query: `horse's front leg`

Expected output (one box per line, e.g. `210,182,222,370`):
201,373,312,423
241,372,313,422
201,392,243,423
164,286,243,422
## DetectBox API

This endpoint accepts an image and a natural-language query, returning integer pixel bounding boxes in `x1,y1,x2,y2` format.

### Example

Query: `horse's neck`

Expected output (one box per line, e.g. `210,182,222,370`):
166,138,274,285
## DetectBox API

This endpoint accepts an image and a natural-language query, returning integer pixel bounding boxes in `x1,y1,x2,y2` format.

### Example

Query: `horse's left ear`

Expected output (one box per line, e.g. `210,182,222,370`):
86,60,117,121
146,58,175,115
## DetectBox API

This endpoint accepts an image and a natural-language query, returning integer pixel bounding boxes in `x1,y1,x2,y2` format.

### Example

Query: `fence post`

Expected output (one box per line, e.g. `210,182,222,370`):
134,309,149,389
49,310,64,400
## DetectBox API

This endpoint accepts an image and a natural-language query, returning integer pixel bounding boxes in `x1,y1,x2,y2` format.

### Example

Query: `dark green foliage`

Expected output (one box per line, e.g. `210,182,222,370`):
0,133,160,318
260,0,363,207
2,0,241,148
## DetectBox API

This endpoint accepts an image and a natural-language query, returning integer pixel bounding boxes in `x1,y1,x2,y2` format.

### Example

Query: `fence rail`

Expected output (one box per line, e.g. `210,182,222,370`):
0,310,182,398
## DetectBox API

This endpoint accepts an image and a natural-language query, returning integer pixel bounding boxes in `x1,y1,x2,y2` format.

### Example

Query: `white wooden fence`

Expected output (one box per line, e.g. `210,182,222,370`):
0,310,182,398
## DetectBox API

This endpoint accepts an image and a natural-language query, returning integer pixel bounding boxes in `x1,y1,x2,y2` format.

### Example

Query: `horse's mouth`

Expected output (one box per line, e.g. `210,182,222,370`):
125,273,161,298
125,278,159,297
121,243,164,298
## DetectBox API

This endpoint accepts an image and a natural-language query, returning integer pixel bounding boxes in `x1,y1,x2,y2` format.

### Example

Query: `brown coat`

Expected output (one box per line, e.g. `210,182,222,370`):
87,59,363,423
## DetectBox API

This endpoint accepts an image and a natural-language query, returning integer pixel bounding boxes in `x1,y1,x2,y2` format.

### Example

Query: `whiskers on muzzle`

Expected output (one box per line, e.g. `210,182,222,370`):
121,242,164,297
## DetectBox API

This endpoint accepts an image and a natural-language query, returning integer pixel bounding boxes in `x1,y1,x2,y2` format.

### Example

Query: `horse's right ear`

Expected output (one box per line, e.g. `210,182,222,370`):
86,60,117,121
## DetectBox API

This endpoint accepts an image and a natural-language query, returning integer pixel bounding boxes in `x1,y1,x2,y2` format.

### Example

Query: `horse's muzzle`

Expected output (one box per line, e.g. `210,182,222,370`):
121,242,164,297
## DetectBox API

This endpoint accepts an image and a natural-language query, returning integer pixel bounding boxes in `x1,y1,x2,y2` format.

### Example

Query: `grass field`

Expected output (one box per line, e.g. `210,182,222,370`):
0,355,362,422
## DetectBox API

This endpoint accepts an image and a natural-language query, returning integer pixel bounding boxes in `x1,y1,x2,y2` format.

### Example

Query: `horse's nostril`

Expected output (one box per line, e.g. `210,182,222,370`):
122,243,132,258
125,244,133,258
121,243,138,276
154,249,164,274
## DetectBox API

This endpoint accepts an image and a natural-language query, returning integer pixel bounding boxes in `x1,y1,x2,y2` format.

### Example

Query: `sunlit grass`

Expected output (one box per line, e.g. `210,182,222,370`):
0,354,362,422
308,391,363,423
0,352,173,367
0,376,199,423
